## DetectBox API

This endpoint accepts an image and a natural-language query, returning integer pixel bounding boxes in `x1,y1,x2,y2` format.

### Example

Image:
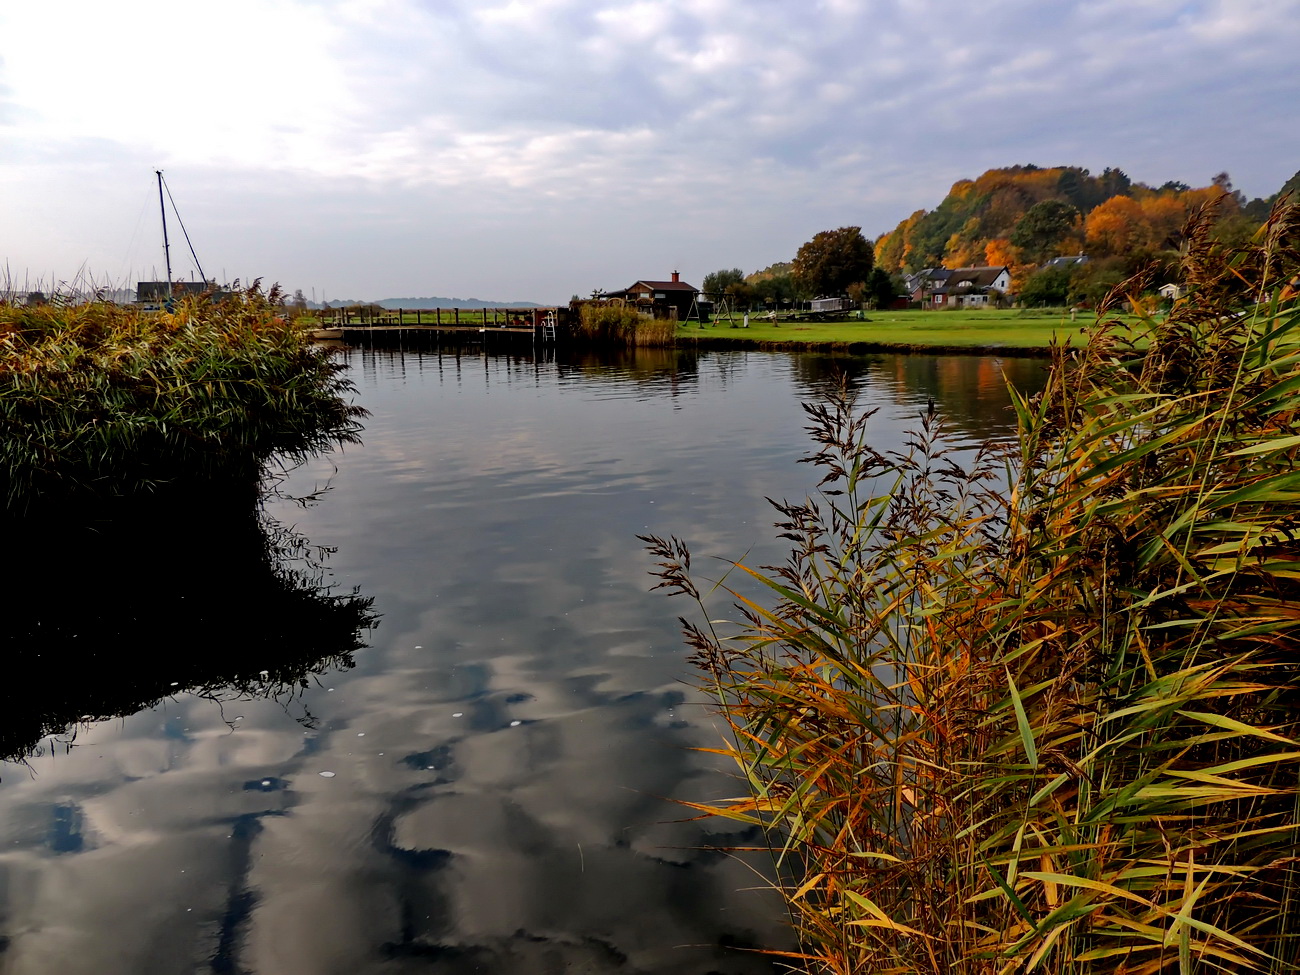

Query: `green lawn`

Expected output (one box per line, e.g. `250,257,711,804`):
677,308,1140,351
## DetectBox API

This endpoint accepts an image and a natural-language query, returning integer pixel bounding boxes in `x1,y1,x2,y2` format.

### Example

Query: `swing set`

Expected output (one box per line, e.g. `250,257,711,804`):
684,291,743,327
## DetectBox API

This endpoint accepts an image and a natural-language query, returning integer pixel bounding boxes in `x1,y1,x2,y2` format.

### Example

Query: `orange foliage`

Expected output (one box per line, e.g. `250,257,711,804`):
877,210,926,272
874,231,900,274
1183,187,1238,219
948,179,977,201
984,238,1019,268
1008,262,1040,294
873,166,1265,280
1139,195,1187,249
946,232,986,269
1085,195,1146,255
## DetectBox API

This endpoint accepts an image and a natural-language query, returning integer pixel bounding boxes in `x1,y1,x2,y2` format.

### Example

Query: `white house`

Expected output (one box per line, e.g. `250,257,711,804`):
927,266,1011,307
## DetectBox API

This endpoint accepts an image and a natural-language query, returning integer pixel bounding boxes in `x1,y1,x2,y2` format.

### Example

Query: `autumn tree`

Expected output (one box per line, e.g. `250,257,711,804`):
874,210,925,272
984,238,1018,268
1010,200,1080,263
1085,195,1147,255
792,227,873,296
945,218,987,268
1138,194,1188,249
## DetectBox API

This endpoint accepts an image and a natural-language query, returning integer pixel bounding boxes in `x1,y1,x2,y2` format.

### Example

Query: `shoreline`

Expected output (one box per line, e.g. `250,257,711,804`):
675,334,1055,357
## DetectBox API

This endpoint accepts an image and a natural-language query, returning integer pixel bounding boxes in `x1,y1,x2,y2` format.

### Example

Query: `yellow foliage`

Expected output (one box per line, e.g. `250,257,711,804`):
984,238,1019,268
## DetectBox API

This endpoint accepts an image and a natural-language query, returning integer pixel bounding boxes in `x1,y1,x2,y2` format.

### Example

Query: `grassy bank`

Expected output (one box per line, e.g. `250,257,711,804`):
678,308,1139,353
648,207,1300,972
1,286,365,514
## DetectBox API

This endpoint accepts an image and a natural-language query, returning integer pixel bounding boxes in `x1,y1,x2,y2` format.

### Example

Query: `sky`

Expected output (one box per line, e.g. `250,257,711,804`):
2,0,1298,304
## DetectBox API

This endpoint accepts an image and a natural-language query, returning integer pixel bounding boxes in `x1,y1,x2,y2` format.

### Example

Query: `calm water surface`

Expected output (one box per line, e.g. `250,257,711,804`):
0,348,1044,975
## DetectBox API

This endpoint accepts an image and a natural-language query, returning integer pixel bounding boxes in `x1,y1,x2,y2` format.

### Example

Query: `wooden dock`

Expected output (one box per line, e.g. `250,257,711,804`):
312,323,561,351
310,307,565,350
318,306,558,327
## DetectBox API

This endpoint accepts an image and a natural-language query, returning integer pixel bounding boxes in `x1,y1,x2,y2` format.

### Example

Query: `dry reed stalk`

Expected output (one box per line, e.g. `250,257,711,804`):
645,202,1300,974
576,301,677,346
1,283,365,513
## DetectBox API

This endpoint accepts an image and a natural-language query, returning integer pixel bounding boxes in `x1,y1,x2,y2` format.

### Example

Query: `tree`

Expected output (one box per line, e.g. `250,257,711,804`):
1279,169,1300,203
1017,265,1074,307
1085,195,1146,256
792,227,874,296
1098,166,1132,199
1071,256,1129,307
747,264,803,305
702,268,745,295
1010,200,1079,263
864,267,897,309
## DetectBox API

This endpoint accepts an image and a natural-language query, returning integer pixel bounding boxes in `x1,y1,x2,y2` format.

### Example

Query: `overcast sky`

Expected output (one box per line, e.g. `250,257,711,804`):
2,0,1297,303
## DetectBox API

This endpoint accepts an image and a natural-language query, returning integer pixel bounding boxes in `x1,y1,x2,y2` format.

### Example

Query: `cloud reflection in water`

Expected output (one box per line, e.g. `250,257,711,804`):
0,348,1043,973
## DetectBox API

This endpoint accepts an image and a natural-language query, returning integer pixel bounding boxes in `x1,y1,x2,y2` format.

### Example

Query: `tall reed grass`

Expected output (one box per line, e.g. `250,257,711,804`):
643,203,1300,973
575,301,678,346
1,284,365,514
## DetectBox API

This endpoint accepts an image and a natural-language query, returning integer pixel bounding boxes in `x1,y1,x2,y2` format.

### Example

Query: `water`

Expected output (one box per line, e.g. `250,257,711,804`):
0,347,1044,975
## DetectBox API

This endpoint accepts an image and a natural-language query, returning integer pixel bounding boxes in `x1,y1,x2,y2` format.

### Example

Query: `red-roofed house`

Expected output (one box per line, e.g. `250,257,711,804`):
605,271,700,321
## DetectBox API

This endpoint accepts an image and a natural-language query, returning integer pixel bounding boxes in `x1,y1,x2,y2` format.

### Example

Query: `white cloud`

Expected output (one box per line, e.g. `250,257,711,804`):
2,0,1298,299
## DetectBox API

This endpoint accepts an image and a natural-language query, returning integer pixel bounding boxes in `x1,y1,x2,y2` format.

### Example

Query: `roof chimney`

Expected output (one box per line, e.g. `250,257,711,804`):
671,270,679,283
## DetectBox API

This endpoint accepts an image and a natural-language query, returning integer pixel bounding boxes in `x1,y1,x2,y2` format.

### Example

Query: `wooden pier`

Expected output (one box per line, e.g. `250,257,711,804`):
310,307,566,350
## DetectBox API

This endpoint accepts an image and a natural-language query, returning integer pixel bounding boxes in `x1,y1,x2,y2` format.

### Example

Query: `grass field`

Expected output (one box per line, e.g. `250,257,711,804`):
678,307,1138,350
308,305,1146,353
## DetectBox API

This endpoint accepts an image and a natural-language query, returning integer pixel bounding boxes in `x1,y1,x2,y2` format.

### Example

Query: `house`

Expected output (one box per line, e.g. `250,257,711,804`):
604,271,699,321
906,268,952,303
1158,283,1185,301
924,266,1011,307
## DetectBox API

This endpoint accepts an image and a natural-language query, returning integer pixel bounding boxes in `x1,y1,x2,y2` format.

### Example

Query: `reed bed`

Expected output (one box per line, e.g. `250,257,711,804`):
1,284,365,514
575,301,678,346
643,203,1300,973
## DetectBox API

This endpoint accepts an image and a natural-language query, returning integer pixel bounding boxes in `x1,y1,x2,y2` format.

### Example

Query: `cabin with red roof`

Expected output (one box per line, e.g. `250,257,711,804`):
604,271,700,321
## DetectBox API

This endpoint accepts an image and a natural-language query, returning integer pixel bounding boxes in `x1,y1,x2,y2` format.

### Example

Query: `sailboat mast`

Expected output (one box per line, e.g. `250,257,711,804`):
156,170,173,299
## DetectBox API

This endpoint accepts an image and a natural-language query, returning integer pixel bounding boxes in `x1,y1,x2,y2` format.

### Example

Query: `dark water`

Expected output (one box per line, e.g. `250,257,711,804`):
0,347,1044,975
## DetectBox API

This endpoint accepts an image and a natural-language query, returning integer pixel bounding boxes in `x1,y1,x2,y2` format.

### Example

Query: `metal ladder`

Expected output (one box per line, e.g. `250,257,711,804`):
539,311,558,344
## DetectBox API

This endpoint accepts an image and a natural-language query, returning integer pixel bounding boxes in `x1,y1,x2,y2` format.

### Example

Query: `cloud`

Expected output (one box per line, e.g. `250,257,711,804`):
1,0,1298,299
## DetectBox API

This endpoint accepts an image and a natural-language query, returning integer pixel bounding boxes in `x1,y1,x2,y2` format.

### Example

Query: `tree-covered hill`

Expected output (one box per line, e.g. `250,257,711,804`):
873,164,1297,302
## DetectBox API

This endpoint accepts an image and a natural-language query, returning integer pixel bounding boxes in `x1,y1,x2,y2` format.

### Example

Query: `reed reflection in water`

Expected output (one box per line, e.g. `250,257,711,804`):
0,348,1044,975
